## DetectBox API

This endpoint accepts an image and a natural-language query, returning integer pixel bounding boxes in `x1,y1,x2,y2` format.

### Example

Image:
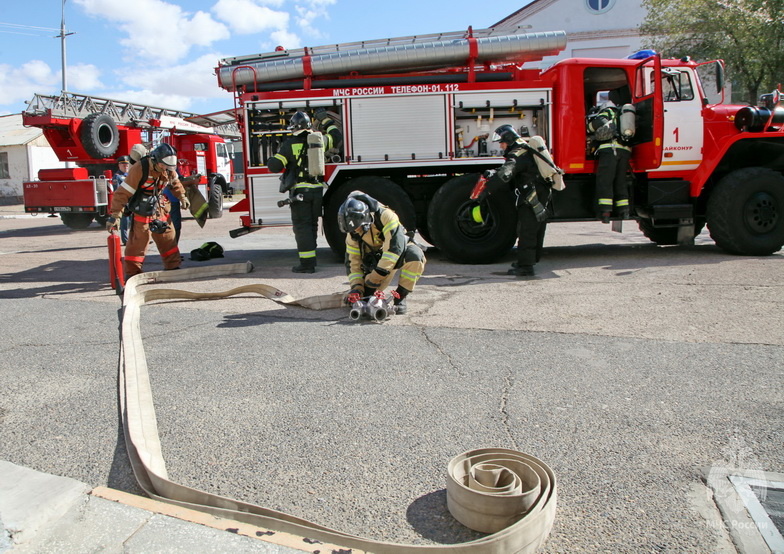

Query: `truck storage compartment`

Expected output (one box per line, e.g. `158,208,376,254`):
38,167,89,180
349,95,447,162
23,178,107,211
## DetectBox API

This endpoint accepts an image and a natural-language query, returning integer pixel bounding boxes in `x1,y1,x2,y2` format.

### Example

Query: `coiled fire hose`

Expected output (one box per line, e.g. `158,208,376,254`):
118,262,557,553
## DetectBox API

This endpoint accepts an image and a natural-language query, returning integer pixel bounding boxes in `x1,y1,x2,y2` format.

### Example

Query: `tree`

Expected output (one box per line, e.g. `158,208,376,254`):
639,0,784,104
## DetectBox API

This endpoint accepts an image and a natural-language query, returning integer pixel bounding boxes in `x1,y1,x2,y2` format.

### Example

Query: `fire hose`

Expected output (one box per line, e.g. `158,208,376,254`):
119,263,557,552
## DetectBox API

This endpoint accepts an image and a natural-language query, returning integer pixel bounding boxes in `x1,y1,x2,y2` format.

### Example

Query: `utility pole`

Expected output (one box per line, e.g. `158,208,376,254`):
55,0,73,94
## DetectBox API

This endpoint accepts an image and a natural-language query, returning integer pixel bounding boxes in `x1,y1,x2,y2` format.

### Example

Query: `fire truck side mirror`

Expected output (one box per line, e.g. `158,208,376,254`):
715,61,724,94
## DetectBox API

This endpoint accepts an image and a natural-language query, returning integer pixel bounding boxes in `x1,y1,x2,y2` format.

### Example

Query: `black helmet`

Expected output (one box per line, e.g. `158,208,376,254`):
150,143,178,168
288,111,311,132
338,196,372,234
491,124,520,145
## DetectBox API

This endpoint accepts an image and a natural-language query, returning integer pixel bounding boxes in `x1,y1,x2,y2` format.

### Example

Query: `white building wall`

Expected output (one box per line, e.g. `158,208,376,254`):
496,0,647,68
0,136,66,201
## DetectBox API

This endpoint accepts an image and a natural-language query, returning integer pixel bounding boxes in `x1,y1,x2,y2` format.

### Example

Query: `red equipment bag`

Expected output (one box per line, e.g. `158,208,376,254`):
108,232,125,294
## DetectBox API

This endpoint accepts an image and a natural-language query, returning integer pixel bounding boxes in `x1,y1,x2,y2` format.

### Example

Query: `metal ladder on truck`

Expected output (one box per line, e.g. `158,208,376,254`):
24,91,240,137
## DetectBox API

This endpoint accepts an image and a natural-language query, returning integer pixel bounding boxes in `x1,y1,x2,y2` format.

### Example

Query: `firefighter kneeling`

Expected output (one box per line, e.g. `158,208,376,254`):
338,191,426,316
106,143,190,278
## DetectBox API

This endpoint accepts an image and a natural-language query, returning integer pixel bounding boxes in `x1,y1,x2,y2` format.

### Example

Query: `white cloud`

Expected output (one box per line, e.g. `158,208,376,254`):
67,64,104,91
269,29,301,50
295,0,336,30
116,53,230,110
212,0,289,35
74,0,230,64
0,61,59,108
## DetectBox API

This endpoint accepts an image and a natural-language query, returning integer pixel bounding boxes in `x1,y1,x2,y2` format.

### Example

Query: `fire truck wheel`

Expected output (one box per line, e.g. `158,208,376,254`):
208,175,224,219
323,177,416,258
60,213,95,230
80,113,119,159
707,167,784,255
427,174,517,263
637,217,705,246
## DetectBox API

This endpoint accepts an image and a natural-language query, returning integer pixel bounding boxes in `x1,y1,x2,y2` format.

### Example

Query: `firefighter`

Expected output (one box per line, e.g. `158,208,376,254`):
105,143,190,278
112,155,131,244
587,91,631,223
476,124,550,277
338,191,426,315
267,109,343,273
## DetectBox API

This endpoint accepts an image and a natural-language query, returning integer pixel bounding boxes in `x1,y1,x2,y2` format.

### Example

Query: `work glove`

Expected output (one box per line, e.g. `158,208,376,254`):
313,107,329,123
181,173,201,187
482,169,496,180
180,197,190,211
106,216,119,233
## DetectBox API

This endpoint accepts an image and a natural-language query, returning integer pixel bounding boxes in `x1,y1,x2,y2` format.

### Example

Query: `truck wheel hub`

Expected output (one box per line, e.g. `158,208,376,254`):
744,192,778,233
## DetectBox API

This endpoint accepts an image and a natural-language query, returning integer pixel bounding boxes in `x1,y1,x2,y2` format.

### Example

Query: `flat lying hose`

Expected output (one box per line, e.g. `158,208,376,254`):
119,262,557,553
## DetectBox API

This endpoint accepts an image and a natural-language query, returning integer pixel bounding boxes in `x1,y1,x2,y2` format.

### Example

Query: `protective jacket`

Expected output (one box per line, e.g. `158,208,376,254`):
587,103,631,216
267,123,342,190
345,195,425,294
485,138,550,267
267,120,343,267
109,157,187,277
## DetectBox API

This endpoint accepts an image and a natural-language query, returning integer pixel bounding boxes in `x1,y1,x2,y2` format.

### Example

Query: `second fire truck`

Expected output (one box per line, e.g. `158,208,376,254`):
22,92,238,230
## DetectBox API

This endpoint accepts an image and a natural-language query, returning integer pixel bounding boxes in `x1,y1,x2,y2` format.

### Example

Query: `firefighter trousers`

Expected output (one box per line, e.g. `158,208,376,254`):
290,186,323,264
124,211,181,278
371,243,427,293
595,146,631,214
516,202,547,267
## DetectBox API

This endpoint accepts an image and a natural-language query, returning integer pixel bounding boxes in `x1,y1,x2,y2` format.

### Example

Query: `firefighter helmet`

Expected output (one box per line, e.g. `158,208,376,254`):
491,124,520,145
150,143,178,168
338,196,372,234
288,111,311,133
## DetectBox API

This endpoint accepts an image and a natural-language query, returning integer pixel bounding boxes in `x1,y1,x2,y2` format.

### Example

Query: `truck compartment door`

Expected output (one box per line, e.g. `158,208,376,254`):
630,55,664,170
349,95,447,162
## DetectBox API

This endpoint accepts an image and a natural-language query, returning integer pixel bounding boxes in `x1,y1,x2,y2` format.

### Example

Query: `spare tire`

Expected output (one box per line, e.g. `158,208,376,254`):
81,113,119,159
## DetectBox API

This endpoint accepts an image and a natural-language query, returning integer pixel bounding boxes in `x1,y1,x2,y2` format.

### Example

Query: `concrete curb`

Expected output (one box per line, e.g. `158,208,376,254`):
0,461,310,553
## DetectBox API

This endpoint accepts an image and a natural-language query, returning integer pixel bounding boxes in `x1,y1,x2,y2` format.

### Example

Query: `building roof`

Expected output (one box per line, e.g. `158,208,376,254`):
493,0,543,27
0,114,44,147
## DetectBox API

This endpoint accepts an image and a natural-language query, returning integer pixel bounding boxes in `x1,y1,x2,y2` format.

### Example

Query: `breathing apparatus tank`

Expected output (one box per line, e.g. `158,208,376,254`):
619,104,636,139
307,131,325,177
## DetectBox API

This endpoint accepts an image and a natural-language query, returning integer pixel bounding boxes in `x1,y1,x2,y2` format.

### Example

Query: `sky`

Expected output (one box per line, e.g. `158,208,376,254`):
0,0,527,117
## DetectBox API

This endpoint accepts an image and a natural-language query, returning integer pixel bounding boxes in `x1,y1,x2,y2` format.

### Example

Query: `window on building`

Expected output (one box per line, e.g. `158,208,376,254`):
0,152,10,179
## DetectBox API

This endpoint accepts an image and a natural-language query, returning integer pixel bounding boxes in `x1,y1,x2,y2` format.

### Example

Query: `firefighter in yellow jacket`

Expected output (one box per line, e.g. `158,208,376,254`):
338,191,426,315
105,143,189,277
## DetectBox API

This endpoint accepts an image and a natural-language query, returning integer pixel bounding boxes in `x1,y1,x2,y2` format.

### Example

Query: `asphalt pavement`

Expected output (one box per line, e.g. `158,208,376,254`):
0,201,782,552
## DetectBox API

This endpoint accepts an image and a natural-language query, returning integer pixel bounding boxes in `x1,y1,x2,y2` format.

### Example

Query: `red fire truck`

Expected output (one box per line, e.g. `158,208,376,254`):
216,27,784,262
22,92,238,230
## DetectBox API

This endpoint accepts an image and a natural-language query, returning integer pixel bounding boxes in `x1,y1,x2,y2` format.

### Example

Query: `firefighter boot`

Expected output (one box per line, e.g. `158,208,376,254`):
393,286,410,315
292,257,316,273
508,264,535,277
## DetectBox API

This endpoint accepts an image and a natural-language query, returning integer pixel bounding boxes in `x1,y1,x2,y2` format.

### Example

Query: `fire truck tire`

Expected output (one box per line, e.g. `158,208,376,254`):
427,174,517,263
208,175,224,219
80,113,119,159
323,177,416,257
637,217,705,246
707,167,784,255
60,213,95,229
